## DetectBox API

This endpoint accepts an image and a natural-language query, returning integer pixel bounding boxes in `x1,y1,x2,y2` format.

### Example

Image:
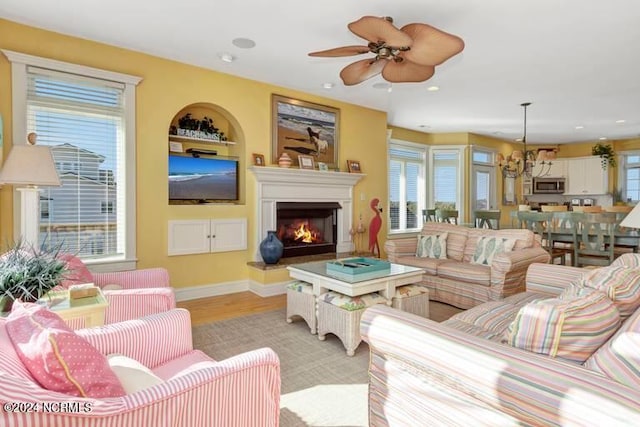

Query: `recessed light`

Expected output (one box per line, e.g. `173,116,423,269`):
322,82,334,89
427,86,439,92
372,82,391,90
418,124,431,129
599,137,608,140
575,126,584,130
616,119,626,124
218,53,235,63
515,138,523,142
232,38,256,49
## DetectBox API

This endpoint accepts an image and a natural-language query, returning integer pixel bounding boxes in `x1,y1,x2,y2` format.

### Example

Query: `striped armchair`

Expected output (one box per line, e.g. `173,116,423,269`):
59,254,176,327
0,309,281,426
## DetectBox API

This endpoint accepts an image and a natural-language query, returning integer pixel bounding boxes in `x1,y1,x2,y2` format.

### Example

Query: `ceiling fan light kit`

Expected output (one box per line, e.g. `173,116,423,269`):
309,16,464,86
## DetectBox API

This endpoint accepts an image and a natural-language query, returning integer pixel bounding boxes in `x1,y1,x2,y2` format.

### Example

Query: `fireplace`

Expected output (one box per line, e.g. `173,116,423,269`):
276,202,341,258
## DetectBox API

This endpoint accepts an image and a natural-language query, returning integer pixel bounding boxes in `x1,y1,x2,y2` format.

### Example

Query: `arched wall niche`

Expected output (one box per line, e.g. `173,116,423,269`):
168,102,246,205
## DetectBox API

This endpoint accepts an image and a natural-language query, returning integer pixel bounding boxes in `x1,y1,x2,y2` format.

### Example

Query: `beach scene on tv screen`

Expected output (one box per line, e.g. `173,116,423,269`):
169,155,237,200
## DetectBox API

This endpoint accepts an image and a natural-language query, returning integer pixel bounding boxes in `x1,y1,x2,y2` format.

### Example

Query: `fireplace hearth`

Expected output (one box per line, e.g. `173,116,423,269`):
276,202,341,258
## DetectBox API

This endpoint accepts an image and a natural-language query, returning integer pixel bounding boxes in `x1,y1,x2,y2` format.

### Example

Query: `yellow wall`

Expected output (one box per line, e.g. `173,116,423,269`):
0,19,388,289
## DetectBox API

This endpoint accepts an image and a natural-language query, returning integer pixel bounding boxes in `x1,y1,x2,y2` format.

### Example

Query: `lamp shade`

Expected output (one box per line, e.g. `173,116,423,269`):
0,145,60,187
620,204,640,229
536,150,548,161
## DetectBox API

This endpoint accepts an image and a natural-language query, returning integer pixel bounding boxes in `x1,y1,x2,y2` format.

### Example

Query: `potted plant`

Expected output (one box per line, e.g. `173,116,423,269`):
592,142,616,169
0,240,68,313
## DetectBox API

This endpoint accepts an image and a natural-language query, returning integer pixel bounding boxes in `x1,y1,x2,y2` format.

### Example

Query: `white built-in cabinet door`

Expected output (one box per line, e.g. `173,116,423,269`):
168,218,247,256
565,157,608,195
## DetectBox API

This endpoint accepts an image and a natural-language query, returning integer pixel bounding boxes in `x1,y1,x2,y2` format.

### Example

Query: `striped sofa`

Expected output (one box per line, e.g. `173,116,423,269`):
385,222,551,309
361,255,640,426
0,309,281,426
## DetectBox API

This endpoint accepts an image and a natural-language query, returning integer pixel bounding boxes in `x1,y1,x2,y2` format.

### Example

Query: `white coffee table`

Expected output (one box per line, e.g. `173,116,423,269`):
287,260,424,303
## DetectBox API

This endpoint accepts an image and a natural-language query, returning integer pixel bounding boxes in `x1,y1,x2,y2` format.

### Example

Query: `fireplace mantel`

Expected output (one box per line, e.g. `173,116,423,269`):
250,166,365,261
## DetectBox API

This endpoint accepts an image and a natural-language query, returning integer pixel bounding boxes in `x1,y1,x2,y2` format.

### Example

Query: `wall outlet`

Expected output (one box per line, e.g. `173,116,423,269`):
360,192,366,201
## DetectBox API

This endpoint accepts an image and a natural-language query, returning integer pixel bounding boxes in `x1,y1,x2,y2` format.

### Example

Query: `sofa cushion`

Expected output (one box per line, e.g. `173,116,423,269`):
107,354,164,394
394,255,447,276
318,291,387,311
447,301,523,333
463,229,534,262
584,307,640,388
421,223,468,261
470,236,517,266
5,302,125,398
416,233,448,259
437,260,491,286
580,266,640,318
505,290,621,363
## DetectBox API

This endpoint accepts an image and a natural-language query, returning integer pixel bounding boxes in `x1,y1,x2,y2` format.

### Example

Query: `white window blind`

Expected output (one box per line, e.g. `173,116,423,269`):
388,142,426,232
27,66,125,258
433,152,458,209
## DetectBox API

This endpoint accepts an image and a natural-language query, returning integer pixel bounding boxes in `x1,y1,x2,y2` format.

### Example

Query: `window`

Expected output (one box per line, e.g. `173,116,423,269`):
101,201,114,214
622,154,640,202
430,148,465,213
471,148,496,210
388,141,426,233
4,50,141,269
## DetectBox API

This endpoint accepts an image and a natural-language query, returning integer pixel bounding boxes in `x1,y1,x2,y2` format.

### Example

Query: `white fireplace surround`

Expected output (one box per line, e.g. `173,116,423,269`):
250,167,365,262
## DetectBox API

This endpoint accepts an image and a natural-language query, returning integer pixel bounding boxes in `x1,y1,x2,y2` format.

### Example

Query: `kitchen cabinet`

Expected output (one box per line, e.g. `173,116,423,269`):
168,218,247,256
565,157,608,195
531,159,566,178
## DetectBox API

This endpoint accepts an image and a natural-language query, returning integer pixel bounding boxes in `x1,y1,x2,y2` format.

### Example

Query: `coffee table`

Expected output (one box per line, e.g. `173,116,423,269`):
287,259,424,303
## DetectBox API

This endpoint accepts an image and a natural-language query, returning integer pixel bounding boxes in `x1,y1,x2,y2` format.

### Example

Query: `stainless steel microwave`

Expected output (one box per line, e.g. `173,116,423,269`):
533,177,566,194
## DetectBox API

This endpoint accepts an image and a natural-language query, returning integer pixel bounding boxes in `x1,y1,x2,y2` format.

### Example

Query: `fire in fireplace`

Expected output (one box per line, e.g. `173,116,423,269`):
276,202,341,258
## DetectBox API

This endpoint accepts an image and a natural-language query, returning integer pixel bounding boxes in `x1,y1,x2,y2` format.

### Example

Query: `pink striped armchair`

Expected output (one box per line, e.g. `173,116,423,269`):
0,309,281,426
59,254,176,327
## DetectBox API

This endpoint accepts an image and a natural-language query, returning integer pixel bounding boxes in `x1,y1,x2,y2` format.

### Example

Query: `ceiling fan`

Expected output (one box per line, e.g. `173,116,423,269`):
309,16,464,86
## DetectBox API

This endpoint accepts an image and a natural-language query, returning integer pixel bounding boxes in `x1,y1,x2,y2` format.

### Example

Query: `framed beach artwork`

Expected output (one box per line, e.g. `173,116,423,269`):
271,94,339,168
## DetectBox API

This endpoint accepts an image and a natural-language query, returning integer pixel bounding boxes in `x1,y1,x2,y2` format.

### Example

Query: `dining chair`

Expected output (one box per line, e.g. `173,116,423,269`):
573,206,603,213
540,205,568,212
473,210,501,229
435,209,458,224
603,205,634,214
422,209,437,222
551,212,584,266
573,212,617,268
517,211,568,265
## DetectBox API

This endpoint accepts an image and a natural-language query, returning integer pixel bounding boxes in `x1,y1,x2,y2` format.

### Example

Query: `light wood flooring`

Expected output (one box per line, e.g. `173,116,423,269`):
178,291,462,325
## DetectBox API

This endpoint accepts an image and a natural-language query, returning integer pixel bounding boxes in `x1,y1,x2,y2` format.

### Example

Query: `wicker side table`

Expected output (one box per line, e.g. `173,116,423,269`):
316,291,387,356
286,281,317,334
391,284,430,318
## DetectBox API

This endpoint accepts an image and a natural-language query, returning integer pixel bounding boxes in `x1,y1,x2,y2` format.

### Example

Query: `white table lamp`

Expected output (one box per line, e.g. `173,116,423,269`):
0,133,60,247
620,203,640,230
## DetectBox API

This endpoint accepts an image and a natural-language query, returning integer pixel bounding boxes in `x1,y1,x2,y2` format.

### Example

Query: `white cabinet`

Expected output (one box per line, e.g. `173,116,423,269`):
532,159,566,177
168,218,247,256
565,157,608,195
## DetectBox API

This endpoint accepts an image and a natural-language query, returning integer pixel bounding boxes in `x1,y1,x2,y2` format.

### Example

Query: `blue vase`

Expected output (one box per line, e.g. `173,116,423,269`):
260,230,284,264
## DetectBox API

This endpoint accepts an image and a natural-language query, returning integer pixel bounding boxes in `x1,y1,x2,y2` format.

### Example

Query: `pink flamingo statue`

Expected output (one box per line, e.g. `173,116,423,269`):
368,198,383,257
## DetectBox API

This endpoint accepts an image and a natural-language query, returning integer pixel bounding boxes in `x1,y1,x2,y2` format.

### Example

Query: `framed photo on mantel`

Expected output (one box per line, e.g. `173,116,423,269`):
271,94,339,169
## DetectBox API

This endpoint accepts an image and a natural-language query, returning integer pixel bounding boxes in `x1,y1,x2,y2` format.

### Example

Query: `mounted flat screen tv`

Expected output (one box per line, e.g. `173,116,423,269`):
168,154,239,203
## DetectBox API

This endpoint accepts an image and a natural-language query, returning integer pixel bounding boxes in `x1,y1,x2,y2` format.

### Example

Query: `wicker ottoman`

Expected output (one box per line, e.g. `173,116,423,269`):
391,284,430,318
286,281,317,334
316,291,387,356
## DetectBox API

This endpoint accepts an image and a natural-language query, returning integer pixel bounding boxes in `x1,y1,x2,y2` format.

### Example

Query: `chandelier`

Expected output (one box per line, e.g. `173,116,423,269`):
496,102,557,178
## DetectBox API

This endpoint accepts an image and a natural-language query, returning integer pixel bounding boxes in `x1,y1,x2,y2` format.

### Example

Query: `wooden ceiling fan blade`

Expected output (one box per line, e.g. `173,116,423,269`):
308,45,371,57
340,58,386,86
400,23,465,66
382,60,435,83
348,16,413,47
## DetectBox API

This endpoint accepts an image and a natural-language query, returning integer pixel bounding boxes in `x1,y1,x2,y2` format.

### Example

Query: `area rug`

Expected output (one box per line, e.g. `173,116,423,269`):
192,308,370,427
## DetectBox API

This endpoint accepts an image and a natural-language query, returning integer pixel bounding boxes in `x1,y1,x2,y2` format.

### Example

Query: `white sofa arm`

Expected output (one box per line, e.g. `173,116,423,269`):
361,305,640,426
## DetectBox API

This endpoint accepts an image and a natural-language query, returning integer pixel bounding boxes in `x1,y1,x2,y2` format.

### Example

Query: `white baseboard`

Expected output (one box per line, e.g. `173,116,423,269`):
175,279,290,302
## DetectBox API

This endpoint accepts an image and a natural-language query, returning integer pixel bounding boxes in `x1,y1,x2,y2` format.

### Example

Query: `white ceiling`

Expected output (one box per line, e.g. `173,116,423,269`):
2,0,640,145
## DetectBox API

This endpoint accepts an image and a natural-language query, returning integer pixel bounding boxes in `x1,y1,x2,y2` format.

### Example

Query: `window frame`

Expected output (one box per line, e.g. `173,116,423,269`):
3,49,141,271
428,146,466,217
387,138,427,235
471,147,497,211
619,151,640,203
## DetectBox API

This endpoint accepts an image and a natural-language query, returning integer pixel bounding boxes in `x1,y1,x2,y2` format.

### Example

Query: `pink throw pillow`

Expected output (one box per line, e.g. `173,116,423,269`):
5,302,125,398
58,253,94,288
